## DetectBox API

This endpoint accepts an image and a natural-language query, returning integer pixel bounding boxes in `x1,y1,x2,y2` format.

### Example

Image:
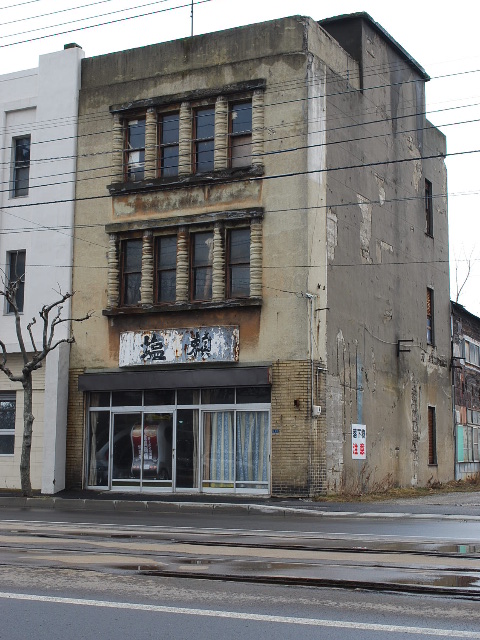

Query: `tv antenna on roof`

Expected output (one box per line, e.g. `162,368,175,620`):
191,0,194,37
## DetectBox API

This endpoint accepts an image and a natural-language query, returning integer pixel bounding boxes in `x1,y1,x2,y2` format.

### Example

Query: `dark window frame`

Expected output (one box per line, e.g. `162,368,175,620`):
190,231,213,301
158,110,180,177
425,178,433,237
229,100,253,168
428,405,437,465
426,287,434,345
12,136,31,198
124,117,146,182
226,227,251,298
6,250,26,314
155,234,177,303
0,392,16,456
120,237,143,306
193,106,215,174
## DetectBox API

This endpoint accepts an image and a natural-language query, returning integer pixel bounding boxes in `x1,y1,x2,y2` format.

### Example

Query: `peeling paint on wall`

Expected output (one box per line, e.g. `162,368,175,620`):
357,194,372,263
327,208,337,261
410,374,420,486
374,173,386,206
375,239,393,263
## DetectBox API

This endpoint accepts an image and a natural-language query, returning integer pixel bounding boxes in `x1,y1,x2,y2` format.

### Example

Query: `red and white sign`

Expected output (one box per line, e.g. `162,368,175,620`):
352,424,366,459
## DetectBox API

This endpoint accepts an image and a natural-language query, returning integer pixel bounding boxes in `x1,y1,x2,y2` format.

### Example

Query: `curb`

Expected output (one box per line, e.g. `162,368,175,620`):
2,496,480,521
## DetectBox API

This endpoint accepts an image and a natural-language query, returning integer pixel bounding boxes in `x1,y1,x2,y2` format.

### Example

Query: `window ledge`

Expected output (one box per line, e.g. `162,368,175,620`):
107,165,264,196
102,297,262,316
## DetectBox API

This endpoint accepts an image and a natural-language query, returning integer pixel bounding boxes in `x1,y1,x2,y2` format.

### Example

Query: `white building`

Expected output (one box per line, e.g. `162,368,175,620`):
0,45,84,493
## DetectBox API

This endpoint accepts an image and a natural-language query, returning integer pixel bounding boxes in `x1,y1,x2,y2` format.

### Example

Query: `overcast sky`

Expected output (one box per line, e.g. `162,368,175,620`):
2,0,479,315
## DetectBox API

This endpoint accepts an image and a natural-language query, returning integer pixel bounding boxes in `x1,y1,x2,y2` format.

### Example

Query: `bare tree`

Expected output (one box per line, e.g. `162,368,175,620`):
0,275,90,496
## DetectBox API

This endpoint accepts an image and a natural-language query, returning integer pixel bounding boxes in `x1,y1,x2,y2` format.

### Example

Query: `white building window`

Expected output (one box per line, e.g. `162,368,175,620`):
0,393,16,455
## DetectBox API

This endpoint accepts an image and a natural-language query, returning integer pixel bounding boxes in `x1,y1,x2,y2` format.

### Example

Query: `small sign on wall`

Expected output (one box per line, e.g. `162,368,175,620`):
352,424,366,459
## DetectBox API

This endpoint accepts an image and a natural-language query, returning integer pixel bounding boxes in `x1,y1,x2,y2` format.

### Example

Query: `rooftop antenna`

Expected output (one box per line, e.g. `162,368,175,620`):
191,0,194,37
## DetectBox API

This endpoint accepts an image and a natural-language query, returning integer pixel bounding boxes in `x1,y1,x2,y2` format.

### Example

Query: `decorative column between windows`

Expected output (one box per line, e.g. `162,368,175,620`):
212,223,225,301
214,96,228,171
144,108,157,180
140,231,154,306
252,90,265,167
112,114,124,183
178,102,192,176
107,234,120,308
250,219,263,297
176,227,189,302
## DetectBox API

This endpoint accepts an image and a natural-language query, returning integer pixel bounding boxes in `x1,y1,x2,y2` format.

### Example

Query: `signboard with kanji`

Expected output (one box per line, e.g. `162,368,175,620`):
352,424,366,459
119,326,239,366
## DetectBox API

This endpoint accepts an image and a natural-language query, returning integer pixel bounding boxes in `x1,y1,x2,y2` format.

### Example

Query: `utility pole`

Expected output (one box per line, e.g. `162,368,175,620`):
191,0,194,37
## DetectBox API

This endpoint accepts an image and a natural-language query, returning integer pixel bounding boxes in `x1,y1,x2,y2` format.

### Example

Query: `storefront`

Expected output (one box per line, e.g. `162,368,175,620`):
79,366,271,494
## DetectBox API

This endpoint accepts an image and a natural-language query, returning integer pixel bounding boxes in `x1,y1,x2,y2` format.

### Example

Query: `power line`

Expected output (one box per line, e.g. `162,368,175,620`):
1,0,119,27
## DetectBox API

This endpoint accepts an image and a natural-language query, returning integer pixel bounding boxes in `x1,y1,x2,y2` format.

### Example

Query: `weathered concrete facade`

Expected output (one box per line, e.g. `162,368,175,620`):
452,302,480,479
68,14,451,495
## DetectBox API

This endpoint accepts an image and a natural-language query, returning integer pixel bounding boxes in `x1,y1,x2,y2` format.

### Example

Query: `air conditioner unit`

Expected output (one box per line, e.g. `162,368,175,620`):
312,405,322,417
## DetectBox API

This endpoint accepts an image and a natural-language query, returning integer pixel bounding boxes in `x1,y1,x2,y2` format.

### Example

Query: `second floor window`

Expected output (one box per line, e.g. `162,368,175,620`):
159,112,180,177
426,287,434,345
125,118,145,182
227,228,250,297
191,232,213,300
6,250,26,313
120,239,142,305
425,179,433,236
230,102,252,167
194,107,215,173
13,136,30,197
155,235,177,302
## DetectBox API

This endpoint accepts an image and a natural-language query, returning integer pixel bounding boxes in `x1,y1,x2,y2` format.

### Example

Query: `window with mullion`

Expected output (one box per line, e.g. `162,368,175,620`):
120,239,142,305
159,112,179,177
0,393,15,455
227,228,250,298
125,118,145,182
155,235,177,302
13,136,30,197
191,232,213,300
7,250,26,313
194,107,215,173
229,102,252,168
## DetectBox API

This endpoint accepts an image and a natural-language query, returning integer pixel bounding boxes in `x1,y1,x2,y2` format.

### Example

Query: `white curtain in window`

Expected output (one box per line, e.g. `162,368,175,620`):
204,411,234,483
236,411,268,483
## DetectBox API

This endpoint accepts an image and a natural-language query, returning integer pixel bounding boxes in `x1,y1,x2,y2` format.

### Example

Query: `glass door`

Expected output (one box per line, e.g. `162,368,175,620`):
175,409,199,490
111,412,173,490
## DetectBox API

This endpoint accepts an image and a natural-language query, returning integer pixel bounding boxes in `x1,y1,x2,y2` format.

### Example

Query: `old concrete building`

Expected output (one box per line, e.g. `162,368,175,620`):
0,45,84,492
452,302,480,479
67,13,451,496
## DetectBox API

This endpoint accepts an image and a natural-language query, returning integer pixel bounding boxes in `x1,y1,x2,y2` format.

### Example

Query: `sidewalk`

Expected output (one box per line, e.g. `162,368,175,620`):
2,488,480,520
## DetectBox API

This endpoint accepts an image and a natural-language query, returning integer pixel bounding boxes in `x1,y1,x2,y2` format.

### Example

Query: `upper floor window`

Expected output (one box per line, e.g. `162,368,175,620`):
125,118,145,182
13,136,30,197
191,231,213,300
6,250,26,313
120,239,142,305
159,112,180,177
194,107,215,173
155,235,177,303
227,228,250,297
229,101,252,168
426,287,434,345
0,393,15,455
425,179,433,236
465,338,480,367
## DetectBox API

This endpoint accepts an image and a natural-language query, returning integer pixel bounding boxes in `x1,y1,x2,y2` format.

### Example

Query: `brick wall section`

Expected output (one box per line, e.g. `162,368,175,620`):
271,360,327,497
66,368,85,489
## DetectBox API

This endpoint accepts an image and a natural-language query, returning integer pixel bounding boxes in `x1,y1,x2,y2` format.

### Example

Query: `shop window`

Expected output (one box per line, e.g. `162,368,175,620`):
425,178,433,236
191,231,213,300
125,118,145,181
0,393,16,455
428,405,437,465
159,112,180,177
426,287,434,345
227,228,250,298
6,250,26,314
229,101,252,167
155,235,177,303
120,239,142,305
12,136,30,197
194,107,215,173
